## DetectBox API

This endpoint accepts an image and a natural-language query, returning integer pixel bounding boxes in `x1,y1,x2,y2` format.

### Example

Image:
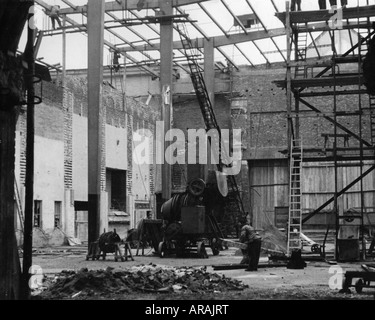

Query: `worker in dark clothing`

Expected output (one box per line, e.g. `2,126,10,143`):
240,222,262,271
291,0,302,11
329,0,347,8
46,5,62,29
146,210,152,219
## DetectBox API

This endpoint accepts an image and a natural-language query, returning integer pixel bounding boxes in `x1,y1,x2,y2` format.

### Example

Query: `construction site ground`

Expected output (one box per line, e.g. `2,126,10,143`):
28,244,375,301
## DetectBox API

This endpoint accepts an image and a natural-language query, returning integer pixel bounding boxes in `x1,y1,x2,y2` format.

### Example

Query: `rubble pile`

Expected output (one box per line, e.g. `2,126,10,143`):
38,264,248,299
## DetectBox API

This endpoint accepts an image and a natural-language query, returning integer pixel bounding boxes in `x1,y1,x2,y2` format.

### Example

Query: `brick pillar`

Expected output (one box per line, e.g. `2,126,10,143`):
63,89,75,237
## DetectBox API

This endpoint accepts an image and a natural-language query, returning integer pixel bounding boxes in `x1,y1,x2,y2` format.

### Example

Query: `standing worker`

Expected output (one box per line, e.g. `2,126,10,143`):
319,0,327,9
240,221,262,271
329,0,347,8
291,0,302,11
45,5,62,29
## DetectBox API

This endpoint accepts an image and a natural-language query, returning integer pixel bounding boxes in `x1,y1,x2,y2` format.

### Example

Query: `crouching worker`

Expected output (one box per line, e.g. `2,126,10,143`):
240,221,262,271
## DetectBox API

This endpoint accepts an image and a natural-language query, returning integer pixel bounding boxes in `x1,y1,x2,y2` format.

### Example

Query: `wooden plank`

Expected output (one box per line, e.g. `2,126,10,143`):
274,75,365,89
219,238,247,250
276,5,375,24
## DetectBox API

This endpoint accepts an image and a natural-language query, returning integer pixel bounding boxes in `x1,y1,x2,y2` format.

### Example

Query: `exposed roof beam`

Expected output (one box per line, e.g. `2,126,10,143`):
198,2,229,37
35,0,160,78
252,40,270,64
276,5,375,24
118,28,286,51
126,8,196,74
59,0,211,15
221,0,248,34
245,0,286,62
234,44,254,67
271,0,279,13
175,7,209,41
288,20,373,33
61,0,78,10
106,11,155,49
59,0,159,72
128,9,159,34
216,47,238,71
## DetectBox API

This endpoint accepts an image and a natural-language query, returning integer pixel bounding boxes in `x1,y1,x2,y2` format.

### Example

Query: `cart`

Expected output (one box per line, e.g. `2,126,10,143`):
340,264,375,294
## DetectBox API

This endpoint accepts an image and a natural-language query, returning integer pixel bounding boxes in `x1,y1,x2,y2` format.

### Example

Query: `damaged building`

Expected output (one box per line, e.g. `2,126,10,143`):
1,0,375,301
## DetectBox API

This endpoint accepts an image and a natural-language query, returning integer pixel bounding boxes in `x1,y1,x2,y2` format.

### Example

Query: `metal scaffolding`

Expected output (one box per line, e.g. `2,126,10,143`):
275,3,375,260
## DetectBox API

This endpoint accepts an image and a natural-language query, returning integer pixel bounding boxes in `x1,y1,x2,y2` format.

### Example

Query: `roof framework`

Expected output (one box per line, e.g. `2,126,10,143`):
31,0,375,77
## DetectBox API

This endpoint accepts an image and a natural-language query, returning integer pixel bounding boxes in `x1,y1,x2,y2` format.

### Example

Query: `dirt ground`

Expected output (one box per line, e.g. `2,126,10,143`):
27,244,375,301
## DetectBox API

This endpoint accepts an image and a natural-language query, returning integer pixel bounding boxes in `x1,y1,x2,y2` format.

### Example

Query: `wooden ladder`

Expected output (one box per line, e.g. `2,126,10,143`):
294,31,308,79
287,138,303,256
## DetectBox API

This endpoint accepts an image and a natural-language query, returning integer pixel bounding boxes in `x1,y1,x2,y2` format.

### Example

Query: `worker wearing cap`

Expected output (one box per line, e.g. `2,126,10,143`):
240,221,262,271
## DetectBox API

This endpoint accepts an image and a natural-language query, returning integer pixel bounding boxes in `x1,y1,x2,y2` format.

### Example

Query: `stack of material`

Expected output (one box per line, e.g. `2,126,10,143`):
258,224,287,256
38,264,248,299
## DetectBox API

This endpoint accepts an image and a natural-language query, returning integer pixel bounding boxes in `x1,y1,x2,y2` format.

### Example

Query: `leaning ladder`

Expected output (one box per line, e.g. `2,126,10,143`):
294,30,308,79
287,138,303,256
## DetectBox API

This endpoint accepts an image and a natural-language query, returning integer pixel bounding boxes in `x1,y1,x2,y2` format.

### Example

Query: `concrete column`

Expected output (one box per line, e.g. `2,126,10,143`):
204,38,215,178
159,0,173,202
87,0,105,245
204,38,215,108
127,194,134,228
64,189,75,238
100,191,108,233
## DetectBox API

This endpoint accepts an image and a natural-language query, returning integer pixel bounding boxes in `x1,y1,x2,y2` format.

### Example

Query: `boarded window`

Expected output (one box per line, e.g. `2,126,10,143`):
54,201,62,228
34,200,42,227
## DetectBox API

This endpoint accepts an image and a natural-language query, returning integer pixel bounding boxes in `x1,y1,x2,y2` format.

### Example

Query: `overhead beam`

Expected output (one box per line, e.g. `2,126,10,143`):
276,5,375,24
245,0,286,62
234,44,254,67
58,0,211,15
118,28,286,52
221,0,248,34
35,0,160,78
216,47,239,71
294,21,373,33
60,0,156,66
129,9,190,74
175,7,209,41
198,2,229,37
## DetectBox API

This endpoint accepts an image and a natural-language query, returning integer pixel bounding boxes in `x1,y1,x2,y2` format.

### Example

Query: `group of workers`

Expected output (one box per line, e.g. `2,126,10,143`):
292,0,348,11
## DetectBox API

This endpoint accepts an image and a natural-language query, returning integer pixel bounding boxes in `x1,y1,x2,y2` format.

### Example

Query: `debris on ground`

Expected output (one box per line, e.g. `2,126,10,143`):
259,224,287,255
36,264,248,299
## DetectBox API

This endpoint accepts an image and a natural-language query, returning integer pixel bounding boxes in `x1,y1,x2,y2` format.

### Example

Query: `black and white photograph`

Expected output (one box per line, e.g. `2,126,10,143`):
0,0,375,307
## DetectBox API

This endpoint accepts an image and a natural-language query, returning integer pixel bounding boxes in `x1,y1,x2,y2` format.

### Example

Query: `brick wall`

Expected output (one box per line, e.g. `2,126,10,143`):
65,77,160,200
15,76,161,244
229,65,372,159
